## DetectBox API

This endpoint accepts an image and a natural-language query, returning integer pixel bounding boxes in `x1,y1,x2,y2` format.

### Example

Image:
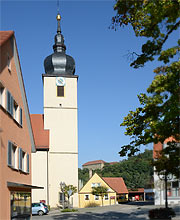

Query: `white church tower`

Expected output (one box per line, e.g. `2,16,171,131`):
43,13,78,207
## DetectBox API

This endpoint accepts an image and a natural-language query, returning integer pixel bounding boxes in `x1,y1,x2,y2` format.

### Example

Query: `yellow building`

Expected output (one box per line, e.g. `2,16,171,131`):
79,173,128,208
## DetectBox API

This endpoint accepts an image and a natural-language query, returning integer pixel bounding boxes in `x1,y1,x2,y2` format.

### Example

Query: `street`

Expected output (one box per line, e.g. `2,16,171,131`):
32,202,180,220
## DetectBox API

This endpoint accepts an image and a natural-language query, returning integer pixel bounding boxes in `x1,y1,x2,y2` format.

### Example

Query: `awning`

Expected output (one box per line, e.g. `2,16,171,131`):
7,181,44,189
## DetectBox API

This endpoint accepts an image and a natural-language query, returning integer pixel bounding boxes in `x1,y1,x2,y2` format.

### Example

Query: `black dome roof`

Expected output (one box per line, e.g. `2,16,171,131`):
44,14,75,75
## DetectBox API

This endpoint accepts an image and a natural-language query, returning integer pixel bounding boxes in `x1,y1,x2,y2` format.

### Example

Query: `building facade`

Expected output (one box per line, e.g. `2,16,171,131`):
0,31,36,219
153,138,180,206
31,13,79,208
79,173,128,208
82,160,106,170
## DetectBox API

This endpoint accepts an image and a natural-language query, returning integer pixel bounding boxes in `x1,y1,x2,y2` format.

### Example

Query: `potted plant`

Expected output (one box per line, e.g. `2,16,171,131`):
149,207,176,220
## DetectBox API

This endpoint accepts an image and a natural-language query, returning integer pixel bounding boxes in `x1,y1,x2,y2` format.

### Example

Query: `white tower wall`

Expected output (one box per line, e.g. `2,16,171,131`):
43,75,78,208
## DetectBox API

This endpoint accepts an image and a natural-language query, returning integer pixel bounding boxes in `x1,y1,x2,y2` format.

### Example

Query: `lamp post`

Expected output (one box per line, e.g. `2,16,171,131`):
60,181,65,209
159,172,172,209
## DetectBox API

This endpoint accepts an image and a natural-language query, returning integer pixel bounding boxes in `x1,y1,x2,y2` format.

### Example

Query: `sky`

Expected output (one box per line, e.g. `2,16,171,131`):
1,0,178,168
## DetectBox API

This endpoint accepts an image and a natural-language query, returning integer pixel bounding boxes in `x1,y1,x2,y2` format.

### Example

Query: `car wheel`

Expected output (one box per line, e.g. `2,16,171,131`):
38,210,44,216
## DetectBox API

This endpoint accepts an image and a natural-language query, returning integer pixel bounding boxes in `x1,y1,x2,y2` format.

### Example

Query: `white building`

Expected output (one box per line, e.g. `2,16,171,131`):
153,139,180,206
31,13,79,208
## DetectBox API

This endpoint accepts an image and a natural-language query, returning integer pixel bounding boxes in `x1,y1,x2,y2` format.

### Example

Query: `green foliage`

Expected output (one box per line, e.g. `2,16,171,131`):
61,208,78,212
79,150,153,189
111,0,180,178
112,0,180,68
78,168,89,185
149,207,176,219
152,142,180,178
102,150,153,189
92,186,108,206
63,185,77,199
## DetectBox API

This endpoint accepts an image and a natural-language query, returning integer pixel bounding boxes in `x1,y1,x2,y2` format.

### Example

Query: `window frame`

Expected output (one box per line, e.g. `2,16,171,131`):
104,194,109,200
57,86,64,97
84,194,89,200
94,195,99,200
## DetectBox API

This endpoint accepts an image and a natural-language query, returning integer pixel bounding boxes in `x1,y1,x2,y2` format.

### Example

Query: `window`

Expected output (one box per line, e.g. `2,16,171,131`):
19,107,22,126
97,183,101,187
19,148,26,171
91,183,96,188
94,195,99,200
7,90,13,115
85,195,89,200
26,153,29,173
0,83,5,108
7,141,18,169
13,101,19,121
57,86,64,97
167,181,180,197
104,194,108,200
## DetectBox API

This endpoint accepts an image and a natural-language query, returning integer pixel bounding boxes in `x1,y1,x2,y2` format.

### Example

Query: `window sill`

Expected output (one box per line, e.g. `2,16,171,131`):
8,165,19,171
19,169,29,174
1,106,22,127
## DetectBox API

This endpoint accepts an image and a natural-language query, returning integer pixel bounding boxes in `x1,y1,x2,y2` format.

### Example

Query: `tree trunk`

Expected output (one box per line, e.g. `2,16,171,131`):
101,196,103,206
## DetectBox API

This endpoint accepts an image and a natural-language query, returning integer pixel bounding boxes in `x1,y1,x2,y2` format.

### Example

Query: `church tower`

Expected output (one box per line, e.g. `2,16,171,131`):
43,13,78,207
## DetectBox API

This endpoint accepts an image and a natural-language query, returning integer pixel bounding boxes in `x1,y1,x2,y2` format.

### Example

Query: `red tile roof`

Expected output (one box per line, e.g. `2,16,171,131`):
128,188,144,193
102,177,128,194
30,114,49,149
83,160,106,166
0,31,14,46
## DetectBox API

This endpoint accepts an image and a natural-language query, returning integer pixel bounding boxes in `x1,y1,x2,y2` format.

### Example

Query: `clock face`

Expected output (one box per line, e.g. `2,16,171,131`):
56,77,66,86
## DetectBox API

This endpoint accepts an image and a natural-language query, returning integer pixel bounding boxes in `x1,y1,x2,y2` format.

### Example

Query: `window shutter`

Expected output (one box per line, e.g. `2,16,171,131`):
7,141,12,166
20,108,22,126
10,95,14,115
27,153,29,173
7,90,11,113
19,148,22,170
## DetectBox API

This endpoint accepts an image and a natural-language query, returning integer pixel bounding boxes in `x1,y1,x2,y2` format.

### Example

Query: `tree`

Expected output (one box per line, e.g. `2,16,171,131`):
92,186,108,206
111,0,180,178
63,185,77,208
78,168,89,185
79,150,153,189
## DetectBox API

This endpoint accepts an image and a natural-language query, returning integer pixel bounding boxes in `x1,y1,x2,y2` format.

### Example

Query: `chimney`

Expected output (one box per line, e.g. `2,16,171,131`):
89,169,93,178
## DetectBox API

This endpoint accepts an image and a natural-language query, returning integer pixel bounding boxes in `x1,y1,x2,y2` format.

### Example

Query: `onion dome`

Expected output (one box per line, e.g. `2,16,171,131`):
44,13,75,75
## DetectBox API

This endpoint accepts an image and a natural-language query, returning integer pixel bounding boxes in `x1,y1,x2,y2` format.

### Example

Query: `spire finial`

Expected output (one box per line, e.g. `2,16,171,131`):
56,0,61,33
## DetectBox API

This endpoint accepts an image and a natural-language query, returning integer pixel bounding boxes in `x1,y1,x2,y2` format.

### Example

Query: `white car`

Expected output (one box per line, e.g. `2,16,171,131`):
32,202,49,216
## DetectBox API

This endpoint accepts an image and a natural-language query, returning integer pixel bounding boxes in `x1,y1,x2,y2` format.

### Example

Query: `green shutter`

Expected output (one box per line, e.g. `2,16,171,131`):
27,153,29,173
10,95,13,115
7,90,11,113
6,90,13,116
7,141,12,166
20,108,22,126
19,148,22,170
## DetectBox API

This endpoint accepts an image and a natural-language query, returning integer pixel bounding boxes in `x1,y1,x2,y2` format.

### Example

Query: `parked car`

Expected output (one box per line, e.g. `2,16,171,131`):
32,202,49,216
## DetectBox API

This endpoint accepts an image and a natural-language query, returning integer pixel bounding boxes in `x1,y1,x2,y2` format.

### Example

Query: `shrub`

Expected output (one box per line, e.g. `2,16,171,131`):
85,202,100,208
149,208,176,219
61,208,78,213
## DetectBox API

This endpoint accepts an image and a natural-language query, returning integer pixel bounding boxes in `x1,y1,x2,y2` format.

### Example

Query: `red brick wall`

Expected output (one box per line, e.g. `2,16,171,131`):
0,36,32,219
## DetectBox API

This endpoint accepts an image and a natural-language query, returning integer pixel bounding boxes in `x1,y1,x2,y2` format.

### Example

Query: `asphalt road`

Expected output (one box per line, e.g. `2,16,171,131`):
32,201,180,220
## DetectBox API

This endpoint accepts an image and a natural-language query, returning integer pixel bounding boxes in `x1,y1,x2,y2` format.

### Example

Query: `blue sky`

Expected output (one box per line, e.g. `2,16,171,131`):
1,0,178,167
